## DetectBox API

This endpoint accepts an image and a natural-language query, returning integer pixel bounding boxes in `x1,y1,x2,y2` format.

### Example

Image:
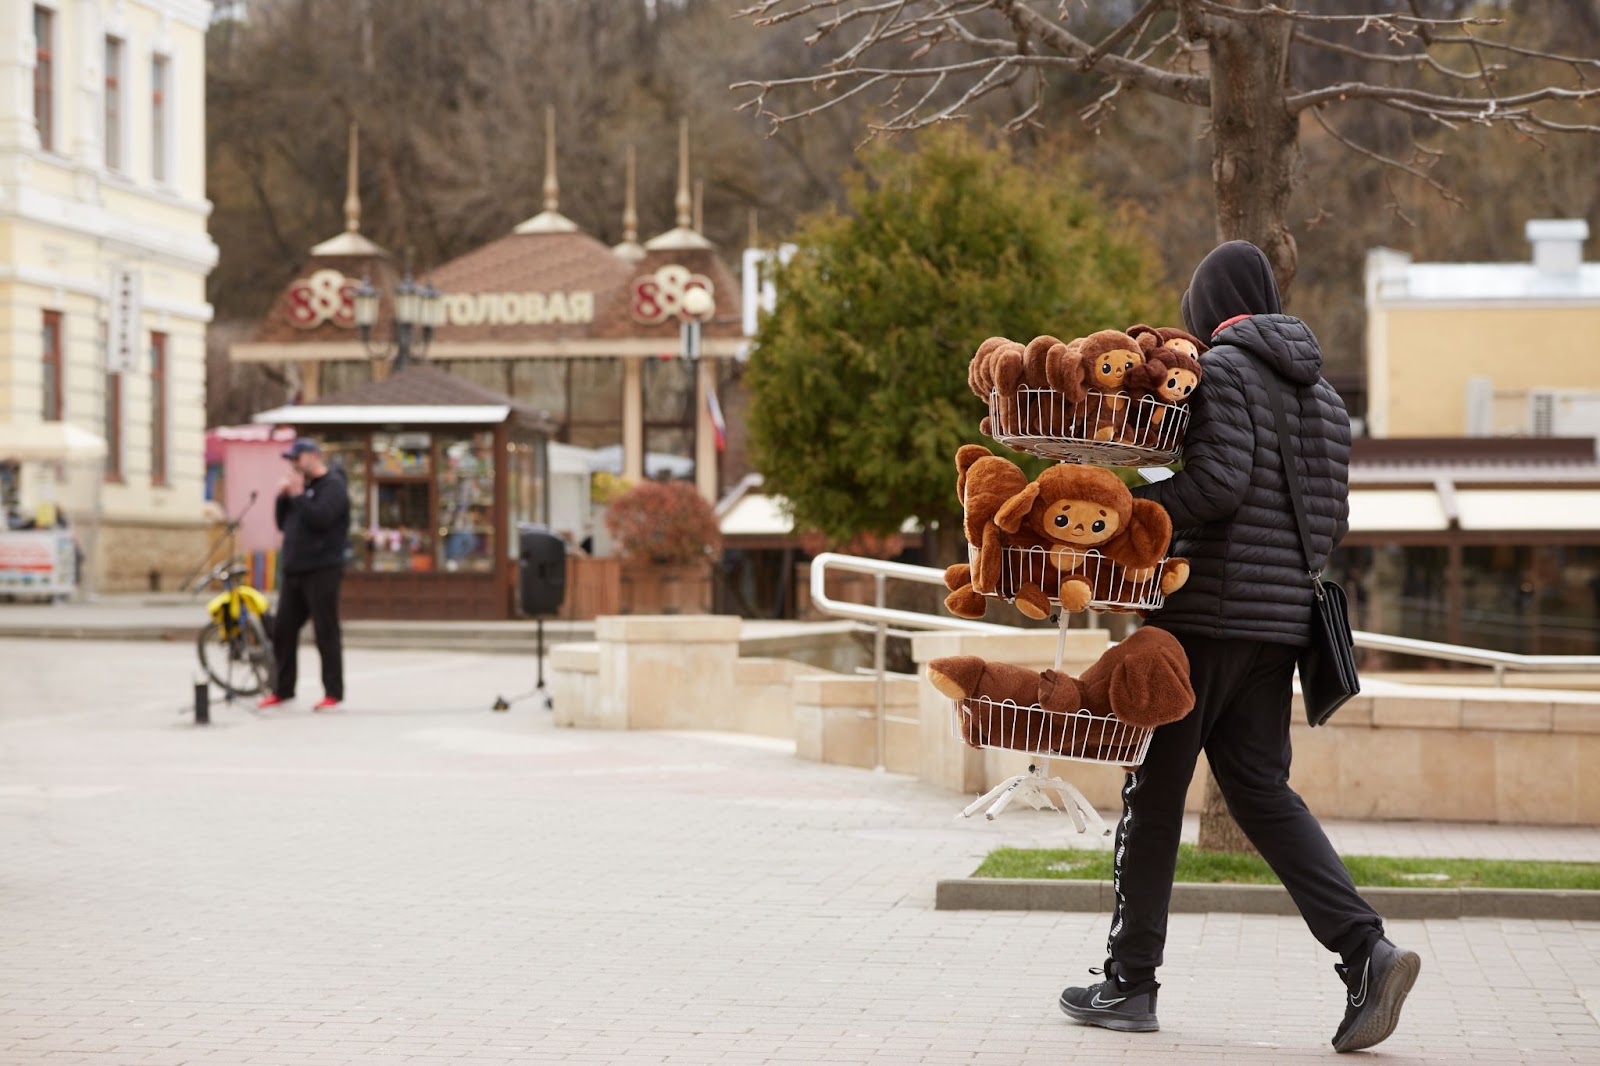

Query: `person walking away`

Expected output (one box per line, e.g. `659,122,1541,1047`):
259,437,349,711
1057,241,1420,1053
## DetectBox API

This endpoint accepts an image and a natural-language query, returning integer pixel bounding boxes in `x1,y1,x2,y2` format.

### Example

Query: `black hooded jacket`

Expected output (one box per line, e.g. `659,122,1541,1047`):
1134,241,1351,646
275,466,351,575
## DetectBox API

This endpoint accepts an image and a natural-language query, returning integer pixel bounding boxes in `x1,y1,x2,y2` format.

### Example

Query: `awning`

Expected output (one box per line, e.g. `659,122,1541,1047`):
1456,489,1600,531
1347,489,1449,532
0,422,107,463
253,403,511,425
720,493,792,537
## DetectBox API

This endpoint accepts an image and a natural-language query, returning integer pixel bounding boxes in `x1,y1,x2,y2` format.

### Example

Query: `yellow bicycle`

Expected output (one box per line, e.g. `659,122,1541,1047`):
193,558,277,698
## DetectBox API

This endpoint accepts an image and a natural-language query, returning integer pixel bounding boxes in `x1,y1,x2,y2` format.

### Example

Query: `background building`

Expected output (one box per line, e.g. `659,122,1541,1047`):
0,0,218,592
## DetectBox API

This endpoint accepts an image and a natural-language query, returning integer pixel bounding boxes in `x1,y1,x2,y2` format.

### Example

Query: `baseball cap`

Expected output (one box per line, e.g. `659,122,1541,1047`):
281,437,323,460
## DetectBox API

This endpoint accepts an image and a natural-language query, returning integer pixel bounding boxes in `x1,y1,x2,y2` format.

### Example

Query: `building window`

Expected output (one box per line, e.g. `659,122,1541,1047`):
150,55,169,183
41,311,62,421
150,332,167,485
104,37,123,171
104,371,122,482
33,6,53,151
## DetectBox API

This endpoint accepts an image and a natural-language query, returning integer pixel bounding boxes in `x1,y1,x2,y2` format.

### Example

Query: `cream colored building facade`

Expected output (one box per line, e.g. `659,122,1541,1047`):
1366,220,1600,439
0,0,217,592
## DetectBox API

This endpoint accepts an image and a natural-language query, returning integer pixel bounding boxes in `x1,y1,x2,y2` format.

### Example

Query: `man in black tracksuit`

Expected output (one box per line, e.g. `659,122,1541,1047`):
1058,243,1420,1052
260,437,350,711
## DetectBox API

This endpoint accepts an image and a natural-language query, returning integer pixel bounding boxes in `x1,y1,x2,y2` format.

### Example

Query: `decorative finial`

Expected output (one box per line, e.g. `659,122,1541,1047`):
675,118,692,230
693,179,704,234
343,121,361,234
623,144,638,244
543,105,559,213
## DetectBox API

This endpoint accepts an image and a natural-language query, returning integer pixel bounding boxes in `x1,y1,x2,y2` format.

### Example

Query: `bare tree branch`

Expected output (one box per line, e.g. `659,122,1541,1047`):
1308,106,1460,206
1193,2,1500,28
994,0,1209,105
1289,80,1600,114
1291,30,1491,81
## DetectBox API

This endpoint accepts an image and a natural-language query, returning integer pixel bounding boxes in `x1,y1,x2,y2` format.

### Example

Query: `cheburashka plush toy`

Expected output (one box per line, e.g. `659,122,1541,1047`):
927,626,1196,759
941,444,1035,618
992,465,1189,619
1121,324,1207,447
967,336,1025,438
1048,329,1147,441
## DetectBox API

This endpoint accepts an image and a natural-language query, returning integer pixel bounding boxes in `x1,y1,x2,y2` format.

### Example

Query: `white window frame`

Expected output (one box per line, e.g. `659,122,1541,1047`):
30,1,61,156
150,51,174,186
104,34,127,173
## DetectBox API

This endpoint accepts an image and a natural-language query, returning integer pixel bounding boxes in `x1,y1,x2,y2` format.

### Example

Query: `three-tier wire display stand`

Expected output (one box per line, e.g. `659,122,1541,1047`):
953,386,1191,833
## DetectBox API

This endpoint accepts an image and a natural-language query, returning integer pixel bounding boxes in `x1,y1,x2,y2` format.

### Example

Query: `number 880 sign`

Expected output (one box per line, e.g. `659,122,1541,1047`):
631,264,715,324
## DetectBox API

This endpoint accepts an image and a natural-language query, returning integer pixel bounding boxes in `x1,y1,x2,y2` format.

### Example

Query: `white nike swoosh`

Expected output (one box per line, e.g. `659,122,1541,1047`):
1090,992,1128,1009
1350,959,1370,1007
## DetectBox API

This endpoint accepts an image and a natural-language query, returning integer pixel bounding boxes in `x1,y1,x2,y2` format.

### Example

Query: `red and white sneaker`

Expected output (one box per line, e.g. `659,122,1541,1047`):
313,697,341,711
256,694,287,709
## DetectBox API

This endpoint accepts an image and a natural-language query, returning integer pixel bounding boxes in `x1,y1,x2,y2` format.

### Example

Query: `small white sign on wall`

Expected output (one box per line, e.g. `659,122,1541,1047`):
106,267,142,373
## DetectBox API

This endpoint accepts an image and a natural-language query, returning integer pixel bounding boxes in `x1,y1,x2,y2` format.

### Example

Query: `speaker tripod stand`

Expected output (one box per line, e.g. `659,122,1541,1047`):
492,615,553,712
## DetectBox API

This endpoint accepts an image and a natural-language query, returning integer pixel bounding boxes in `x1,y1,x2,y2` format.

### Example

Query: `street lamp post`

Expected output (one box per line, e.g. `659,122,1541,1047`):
680,286,716,500
353,265,444,370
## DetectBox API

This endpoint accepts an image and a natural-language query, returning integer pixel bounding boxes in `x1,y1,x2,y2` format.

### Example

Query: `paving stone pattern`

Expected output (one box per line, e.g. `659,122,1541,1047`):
4,639,1600,1064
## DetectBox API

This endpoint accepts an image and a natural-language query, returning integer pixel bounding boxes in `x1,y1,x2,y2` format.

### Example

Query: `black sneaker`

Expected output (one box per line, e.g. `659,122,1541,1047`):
1332,937,1421,1053
1058,965,1159,1033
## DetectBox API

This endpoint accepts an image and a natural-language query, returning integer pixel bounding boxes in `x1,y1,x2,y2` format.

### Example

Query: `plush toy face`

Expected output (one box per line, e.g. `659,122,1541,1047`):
1042,498,1122,546
1156,366,1199,402
1161,338,1200,359
1090,347,1142,390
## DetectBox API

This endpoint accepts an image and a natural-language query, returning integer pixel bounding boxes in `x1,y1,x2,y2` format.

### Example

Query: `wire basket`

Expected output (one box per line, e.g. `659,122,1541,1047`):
952,696,1155,767
970,544,1170,613
987,388,1189,466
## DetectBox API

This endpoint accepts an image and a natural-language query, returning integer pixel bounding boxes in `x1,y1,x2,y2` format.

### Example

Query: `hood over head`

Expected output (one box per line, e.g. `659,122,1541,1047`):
1180,241,1282,341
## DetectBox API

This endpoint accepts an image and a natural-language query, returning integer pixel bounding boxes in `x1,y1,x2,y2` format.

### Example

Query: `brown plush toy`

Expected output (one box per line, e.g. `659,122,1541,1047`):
927,626,1195,760
1122,326,1206,448
942,445,1031,619
994,465,1189,618
967,336,1027,438
1047,330,1146,441
1128,324,1208,361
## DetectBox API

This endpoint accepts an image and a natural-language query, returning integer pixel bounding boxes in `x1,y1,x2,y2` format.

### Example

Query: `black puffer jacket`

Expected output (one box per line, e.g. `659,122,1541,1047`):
1134,314,1351,646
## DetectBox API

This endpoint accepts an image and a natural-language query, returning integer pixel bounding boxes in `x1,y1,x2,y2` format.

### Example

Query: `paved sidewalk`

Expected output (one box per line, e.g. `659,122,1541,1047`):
4,638,1600,1064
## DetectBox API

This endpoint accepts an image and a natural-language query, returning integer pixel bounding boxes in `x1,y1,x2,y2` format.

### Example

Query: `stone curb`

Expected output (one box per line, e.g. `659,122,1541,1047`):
935,878,1600,920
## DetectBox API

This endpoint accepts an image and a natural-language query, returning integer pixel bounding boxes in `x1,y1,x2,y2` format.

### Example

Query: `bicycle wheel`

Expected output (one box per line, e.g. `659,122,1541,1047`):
239,610,277,697
197,618,267,698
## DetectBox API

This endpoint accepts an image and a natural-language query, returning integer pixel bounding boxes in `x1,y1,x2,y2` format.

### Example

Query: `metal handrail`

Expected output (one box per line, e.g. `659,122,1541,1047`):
1352,630,1600,685
809,554,1600,735
809,553,1018,772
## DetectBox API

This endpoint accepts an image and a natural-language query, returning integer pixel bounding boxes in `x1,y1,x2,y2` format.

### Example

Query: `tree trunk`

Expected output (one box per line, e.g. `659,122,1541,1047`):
1203,2,1301,298
1195,3,1297,853
1197,776,1259,855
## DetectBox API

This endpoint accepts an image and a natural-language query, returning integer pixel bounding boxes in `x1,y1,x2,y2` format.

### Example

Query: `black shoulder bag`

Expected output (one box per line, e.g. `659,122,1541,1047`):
1261,378,1361,726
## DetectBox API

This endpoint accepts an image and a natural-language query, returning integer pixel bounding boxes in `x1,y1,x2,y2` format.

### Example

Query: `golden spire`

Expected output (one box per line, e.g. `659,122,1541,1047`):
343,121,361,233
643,118,713,252
623,144,639,245
543,105,559,213
311,119,385,257
513,105,578,234
675,118,692,230
693,178,704,234
748,208,758,250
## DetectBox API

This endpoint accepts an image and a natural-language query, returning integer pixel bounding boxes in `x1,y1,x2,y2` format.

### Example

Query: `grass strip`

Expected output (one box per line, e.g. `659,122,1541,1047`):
974,844,1600,891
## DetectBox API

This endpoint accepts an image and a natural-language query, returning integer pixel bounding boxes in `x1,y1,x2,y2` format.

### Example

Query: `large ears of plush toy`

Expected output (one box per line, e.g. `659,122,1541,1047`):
1107,629,1195,728
1103,499,1173,568
1037,669,1083,714
1127,324,1160,352
1022,334,1063,387
927,656,986,700
954,444,992,500
1045,341,1089,401
994,482,1041,533
1120,358,1165,394
969,337,1009,399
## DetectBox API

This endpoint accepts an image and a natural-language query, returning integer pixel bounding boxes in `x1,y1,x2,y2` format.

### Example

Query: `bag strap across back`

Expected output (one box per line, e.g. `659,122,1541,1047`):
1258,371,1323,588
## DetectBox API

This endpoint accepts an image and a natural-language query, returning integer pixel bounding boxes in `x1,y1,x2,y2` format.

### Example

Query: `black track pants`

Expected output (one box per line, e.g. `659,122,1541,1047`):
272,566,344,701
1106,633,1382,982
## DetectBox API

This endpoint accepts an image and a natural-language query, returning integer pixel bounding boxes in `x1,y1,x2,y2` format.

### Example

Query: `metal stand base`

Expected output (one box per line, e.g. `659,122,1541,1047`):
957,762,1110,835
492,617,553,712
